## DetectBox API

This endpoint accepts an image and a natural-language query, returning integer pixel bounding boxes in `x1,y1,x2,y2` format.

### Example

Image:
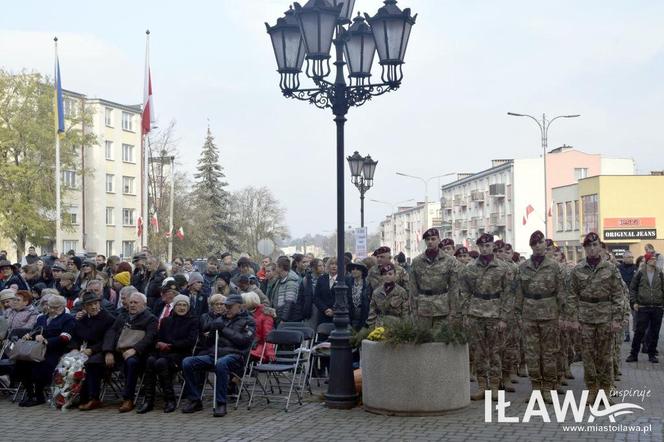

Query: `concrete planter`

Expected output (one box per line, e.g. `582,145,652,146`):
361,340,470,416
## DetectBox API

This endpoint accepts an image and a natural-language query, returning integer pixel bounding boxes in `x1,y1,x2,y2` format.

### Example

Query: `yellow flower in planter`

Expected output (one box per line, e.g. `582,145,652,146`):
368,327,386,342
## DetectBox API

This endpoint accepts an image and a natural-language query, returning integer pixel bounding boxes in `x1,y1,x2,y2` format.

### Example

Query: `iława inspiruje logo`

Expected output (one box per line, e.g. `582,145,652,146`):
484,389,649,424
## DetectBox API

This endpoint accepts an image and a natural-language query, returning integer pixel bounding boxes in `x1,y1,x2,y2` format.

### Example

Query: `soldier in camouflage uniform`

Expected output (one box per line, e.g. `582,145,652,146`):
408,229,459,329
440,238,456,257
495,240,520,392
515,231,567,403
454,246,476,381
553,246,575,384
460,233,512,401
567,232,625,404
367,246,408,295
367,263,412,328
454,246,472,265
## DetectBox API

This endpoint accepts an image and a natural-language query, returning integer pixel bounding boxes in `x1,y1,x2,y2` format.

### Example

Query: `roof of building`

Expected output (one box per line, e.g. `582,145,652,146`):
63,89,142,114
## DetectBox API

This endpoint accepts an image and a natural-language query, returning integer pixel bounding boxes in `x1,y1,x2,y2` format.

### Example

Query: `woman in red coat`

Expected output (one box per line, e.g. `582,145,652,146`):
241,292,275,362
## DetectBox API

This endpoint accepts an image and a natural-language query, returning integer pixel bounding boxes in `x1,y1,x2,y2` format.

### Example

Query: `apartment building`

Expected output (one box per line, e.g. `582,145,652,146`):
378,202,442,259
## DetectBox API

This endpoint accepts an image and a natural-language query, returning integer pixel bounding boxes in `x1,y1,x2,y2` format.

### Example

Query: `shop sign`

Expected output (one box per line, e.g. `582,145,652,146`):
603,229,656,240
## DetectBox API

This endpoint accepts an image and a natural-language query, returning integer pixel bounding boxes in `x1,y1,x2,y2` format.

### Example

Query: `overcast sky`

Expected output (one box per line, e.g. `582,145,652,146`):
2,0,663,239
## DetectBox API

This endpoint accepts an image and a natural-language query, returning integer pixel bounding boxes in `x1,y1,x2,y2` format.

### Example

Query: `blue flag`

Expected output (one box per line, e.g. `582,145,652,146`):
55,55,64,134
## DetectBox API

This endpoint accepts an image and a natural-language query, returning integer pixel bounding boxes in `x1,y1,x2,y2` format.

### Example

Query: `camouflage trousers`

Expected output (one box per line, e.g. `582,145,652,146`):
580,322,613,388
524,319,559,387
557,327,571,379
417,315,448,330
500,319,520,377
468,317,504,383
613,330,622,380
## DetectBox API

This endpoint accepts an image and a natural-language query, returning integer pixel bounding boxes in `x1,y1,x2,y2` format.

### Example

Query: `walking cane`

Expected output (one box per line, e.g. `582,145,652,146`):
213,329,218,410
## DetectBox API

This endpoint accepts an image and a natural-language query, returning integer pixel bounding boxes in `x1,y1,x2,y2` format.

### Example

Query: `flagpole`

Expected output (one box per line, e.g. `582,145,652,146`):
168,155,175,263
54,37,62,257
142,29,150,252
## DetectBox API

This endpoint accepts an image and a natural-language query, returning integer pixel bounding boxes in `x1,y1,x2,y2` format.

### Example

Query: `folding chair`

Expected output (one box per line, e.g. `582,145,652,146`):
175,336,199,409
0,327,33,401
247,329,304,412
277,324,315,395
308,322,336,387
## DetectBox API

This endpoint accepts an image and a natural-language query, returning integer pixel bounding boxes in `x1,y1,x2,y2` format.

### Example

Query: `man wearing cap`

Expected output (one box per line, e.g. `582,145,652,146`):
367,246,408,294
181,294,256,417
153,280,179,326
513,231,567,403
460,233,512,401
567,232,624,403
408,228,459,329
131,253,148,293
231,257,255,286
367,263,411,328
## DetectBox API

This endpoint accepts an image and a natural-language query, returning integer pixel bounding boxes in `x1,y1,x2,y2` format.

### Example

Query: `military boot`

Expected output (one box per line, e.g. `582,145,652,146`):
599,386,615,405
489,377,501,401
586,385,598,406
541,383,553,404
525,380,541,403
564,369,574,379
501,373,515,392
470,378,488,401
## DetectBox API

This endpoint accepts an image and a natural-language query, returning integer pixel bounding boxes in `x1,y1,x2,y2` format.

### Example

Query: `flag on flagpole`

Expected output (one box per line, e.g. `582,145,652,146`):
137,216,144,238
54,39,65,135
164,230,171,238
142,31,155,136
523,204,535,225
150,213,159,233
175,227,184,240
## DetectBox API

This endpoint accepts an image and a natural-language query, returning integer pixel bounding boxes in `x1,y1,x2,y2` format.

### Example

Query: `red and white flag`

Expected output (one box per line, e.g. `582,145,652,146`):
141,31,156,136
164,230,171,238
137,216,144,237
175,226,184,240
522,204,535,225
150,213,159,233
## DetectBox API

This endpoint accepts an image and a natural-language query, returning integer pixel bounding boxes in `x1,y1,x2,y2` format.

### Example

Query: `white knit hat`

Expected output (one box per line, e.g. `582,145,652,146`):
173,294,190,307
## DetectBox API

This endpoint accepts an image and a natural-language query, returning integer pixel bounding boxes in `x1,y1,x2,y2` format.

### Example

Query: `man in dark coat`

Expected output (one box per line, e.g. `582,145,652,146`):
619,251,638,342
103,292,158,413
144,256,167,309
181,294,256,417
130,253,148,293
69,292,116,410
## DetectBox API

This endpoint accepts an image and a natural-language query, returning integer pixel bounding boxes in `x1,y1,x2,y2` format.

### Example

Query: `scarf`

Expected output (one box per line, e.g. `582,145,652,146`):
425,248,438,260
384,282,396,295
351,280,362,309
478,254,494,266
587,256,601,268
532,255,545,268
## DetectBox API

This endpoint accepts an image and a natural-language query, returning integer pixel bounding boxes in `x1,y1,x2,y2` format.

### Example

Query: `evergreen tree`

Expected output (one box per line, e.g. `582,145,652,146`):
192,126,236,254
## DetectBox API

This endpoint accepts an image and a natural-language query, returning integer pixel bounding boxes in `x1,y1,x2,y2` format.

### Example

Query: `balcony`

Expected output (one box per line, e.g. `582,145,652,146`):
442,198,453,209
471,190,484,202
470,217,481,229
490,213,506,226
489,183,506,197
454,219,462,229
453,195,464,206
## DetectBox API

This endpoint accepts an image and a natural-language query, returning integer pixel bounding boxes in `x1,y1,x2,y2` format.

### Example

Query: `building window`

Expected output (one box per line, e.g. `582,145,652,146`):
122,176,135,194
581,194,598,234
122,144,134,162
62,240,78,254
64,205,79,225
122,240,134,258
62,170,77,188
122,112,133,131
105,240,114,257
122,208,135,226
565,201,573,231
64,98,78,118
105,108,113,126
556,203,564,232
105,174,115,193
574,200,579,230
574,168,588,180
105,141,113,160
105,207,114,225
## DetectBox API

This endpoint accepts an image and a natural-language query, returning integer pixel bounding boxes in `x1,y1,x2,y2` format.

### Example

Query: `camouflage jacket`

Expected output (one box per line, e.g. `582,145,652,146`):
460,257,512,320
367,264,409,294
408,250,459,319
568,258,624,324
366,284,412,328
515,256,566,321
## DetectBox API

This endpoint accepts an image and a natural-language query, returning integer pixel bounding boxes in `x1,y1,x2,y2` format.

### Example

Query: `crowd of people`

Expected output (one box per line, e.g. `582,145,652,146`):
0,231,662,416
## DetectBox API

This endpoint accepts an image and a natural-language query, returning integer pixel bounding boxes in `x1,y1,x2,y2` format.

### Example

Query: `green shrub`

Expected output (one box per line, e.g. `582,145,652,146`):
375,317,468,346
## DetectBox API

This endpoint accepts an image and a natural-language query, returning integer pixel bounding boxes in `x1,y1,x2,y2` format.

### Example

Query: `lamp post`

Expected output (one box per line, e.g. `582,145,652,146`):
347,151,378,227
507,112,580,236
395,172,455,236
266,0,417,409
369,198,414,251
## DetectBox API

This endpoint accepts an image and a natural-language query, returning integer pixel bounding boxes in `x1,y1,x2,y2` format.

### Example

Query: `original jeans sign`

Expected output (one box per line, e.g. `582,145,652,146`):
603,229,657,240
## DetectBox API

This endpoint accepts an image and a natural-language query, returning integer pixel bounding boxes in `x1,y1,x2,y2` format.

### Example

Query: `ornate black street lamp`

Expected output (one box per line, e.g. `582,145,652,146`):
347,151,377,227
266,0,417,410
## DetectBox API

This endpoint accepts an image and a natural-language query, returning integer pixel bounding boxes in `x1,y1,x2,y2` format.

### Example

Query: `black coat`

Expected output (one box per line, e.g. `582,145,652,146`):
314,274,337,316
131,268,148,293
345,276,370,330
156,312,199,365
70,298,117,317
198,310,256,358
103,309,158,357
145,268,167,303
70,310,116,364
33,312,76,367
181,288,209,318
296,272,316,321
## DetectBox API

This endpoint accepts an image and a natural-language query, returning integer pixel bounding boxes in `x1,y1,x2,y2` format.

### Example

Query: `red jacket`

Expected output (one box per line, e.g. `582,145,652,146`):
250,304,275,362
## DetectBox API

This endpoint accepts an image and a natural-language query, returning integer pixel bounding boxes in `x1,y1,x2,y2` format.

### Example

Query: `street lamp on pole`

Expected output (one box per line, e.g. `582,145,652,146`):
347,151,378,228
266,0,417,410
395,172,456,234
369,198,414,252
507,112,580,236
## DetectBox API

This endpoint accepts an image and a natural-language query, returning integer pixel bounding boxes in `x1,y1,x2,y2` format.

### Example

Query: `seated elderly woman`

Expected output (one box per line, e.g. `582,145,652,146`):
137,294,199,414
6,290,39,330
15,294,75,407
241,292,275,362
69,291,116,411
1,288,16,315
102,292,158,413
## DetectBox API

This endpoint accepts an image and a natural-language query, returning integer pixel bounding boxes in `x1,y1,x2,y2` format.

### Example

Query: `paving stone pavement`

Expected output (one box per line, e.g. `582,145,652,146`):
1,337,663,442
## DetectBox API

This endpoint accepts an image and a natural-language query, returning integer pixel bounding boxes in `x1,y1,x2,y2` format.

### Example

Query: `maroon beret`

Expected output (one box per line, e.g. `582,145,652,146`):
512,252,521,263
545,239,554,248
380,263,395,275
454,246,468,257
476,233,494,245
469,251,480,259
504,243,513,251
583,232,599,246
529,230,545,246
440,238,454,248
422,228,440,240
372,246,391,257
494,240,506,250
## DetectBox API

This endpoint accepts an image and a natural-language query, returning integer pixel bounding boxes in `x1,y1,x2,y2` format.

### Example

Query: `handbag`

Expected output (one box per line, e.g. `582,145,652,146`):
116,326,145,351
9,328,47,362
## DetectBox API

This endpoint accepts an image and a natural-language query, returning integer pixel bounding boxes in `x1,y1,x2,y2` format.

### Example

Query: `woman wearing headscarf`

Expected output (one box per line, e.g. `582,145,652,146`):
15,295,75,407
136,294,199,414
